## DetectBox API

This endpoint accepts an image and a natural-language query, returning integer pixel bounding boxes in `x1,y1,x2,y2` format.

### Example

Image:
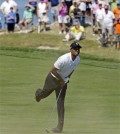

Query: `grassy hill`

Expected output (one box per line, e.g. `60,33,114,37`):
0,25,120,61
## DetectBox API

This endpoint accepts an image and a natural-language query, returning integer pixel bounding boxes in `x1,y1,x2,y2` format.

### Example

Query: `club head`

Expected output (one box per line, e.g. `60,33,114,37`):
45,128,50,133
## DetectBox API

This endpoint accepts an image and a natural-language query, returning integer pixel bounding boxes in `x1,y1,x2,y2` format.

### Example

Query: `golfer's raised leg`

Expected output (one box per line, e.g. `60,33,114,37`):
35,72,60,102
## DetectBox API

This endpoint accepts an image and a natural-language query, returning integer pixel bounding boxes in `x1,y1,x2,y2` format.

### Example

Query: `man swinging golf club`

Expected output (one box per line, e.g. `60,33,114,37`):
35,41,82,133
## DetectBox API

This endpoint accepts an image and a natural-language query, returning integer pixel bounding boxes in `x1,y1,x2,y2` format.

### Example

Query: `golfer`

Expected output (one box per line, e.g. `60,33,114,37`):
35,42,82,133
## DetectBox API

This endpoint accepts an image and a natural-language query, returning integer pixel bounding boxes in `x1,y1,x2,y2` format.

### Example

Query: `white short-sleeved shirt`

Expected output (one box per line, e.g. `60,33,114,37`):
102,10,115,27
0,0,17,15
54,52,80,81
95,8,104,21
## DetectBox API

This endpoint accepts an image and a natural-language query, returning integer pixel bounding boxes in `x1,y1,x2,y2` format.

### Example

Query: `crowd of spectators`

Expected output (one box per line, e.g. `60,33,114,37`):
0,0,120,49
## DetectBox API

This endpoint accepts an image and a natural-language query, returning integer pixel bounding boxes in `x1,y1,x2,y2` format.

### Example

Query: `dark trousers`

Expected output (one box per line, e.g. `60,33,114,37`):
7,23,15,32
39,73,67,131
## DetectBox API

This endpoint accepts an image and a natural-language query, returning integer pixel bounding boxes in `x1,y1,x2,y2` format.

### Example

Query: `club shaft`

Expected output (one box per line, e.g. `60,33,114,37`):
45,88,62,130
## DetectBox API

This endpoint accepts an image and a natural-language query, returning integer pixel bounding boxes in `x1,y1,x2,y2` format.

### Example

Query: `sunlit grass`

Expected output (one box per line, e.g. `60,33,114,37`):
0,49,120,134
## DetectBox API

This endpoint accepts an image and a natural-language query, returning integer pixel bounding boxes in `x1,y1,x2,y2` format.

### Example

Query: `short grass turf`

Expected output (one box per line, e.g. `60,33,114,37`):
0,49,120,134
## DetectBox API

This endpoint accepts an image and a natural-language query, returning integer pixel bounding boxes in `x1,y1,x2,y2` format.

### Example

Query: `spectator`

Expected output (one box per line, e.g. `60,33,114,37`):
86,0,92,25
19,4,35,32
58,0,68,34
69,0,78,25
43,0,49,9
95,3,104,39
79,1,86,27
73,2,82,25
99,0,105,8
91,0,99,35
0,0,18,16
63,21,85,42
110,0,117,11
15,8,20,28
65,0,72,13
6,7,16,33
49,0,59,24
114,18,120,49
102,5,115,46
113,2,120,19
37,0,48,33
28,0,38,15
0,0,18,28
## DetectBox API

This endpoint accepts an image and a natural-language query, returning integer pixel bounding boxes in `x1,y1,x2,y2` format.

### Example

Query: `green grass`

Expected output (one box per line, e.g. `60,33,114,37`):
0,26,120,60
0,49,120,134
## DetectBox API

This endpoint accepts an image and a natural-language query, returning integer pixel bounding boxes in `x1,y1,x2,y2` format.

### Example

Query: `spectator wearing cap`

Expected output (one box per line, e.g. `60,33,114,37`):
113,2,120,19
37,0,49,33
63,21,85,41
35,41,82,133
102,5,115,46
114,18,120,49
6,7,16,33
18,4,35,32
58,0,68,34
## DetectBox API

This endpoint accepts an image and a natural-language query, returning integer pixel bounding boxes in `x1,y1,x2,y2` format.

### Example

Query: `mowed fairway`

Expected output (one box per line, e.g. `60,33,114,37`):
0,49,120,134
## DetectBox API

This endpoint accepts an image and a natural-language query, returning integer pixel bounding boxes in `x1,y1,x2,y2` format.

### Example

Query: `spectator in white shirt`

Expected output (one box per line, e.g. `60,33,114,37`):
0,0,18,16
102,5,115,46
0,0,18,28
95,3,104,38
37,0,48,32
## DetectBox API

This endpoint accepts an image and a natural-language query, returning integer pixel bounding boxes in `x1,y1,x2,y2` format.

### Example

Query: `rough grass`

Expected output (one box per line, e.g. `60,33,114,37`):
0,25,120,60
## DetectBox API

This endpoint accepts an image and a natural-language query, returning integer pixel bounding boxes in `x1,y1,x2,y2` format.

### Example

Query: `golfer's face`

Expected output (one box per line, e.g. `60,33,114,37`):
71,48,80,56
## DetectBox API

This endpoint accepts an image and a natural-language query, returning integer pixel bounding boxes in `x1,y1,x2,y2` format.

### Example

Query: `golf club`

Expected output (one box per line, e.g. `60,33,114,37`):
45,88,62,133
